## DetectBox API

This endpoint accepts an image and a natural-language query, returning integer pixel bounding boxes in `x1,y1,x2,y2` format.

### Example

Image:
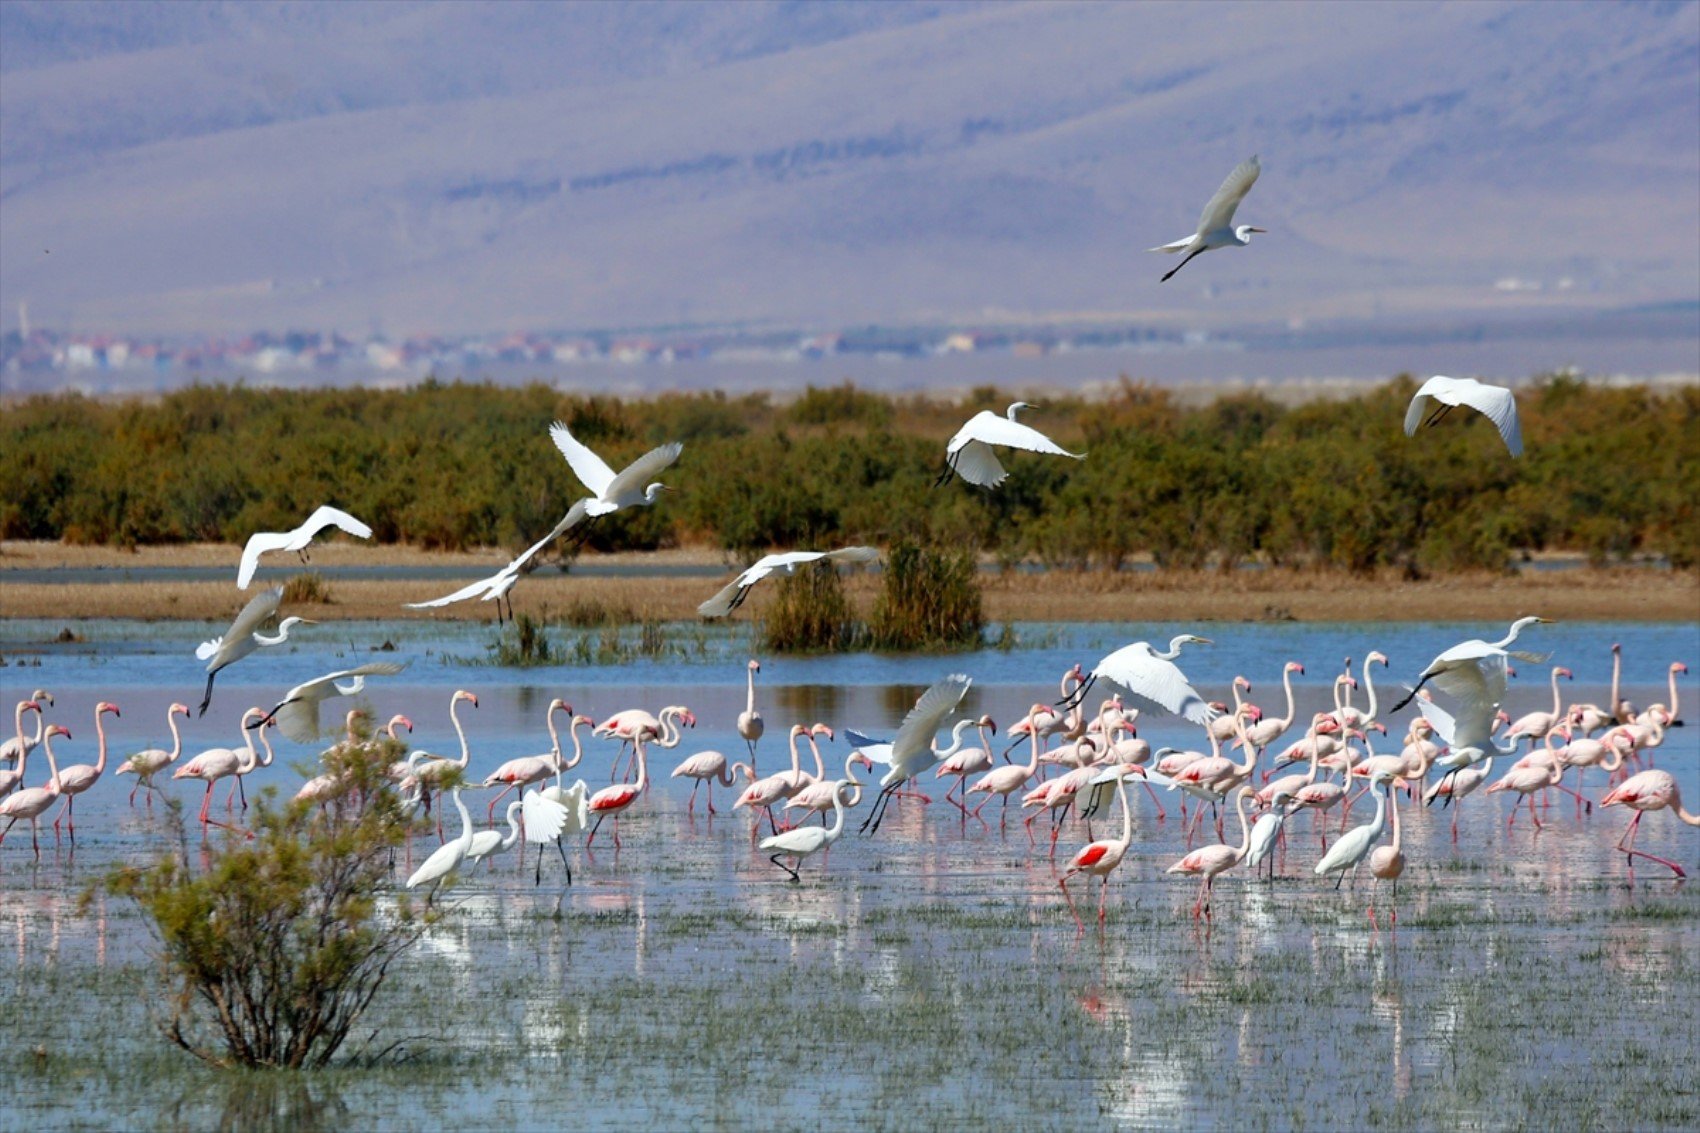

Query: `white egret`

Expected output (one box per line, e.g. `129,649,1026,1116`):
937,402,1082,489
1403,376,1522,457
1389,617,1552,714
1149,155,1265,282
403,510,581,621
406,788,475,906
1061,635,1220,727
549,420,682,522
1314,771,1395,888
195,587,315,715
698,547,880,617
760,774,857,882
236,505,371,589
856,673,973,835
255,661,409,744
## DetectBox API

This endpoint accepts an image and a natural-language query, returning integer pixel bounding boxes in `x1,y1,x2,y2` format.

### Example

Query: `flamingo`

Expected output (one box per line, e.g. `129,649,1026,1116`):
1166,786,1256,918
1555,727,1627,810
1,699,45,801
1504,666,1574,749
173,708,267,834
760,773,858,882
735,724,814,836
737,659,765,767
0,689,53,764
785,753,874,826
672,749,755,815
1368,783,1406,928
967,710,1045,825
114,702,192,807
0,724,70,857
586,734,649,850
934,714,999,815
1635,661,1689,727
236,504,372,588
1002,665,1083,757
48,700,120,840
599,705,695,780
1486,758,1563,831
405,788,475,906
1207,677,1257,744
482,699,575,818
1600,770,1700,880
1060,766,1141,932
1239,662,1304,749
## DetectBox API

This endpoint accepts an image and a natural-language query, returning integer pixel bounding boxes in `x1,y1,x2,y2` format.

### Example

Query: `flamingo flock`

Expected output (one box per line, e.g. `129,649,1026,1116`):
4,632,1692,938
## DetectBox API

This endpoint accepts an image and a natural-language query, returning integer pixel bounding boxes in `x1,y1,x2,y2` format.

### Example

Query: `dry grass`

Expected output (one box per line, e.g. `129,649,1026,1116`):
1,539,1693,623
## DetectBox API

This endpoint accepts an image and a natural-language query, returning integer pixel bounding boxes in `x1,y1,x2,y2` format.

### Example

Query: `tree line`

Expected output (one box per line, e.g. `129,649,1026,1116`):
3,373,1695,572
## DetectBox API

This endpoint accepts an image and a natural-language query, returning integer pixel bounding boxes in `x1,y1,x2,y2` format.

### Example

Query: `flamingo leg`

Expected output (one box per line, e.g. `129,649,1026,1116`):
487,783,516,821
1060,875,1085,933
1141,779,1167,820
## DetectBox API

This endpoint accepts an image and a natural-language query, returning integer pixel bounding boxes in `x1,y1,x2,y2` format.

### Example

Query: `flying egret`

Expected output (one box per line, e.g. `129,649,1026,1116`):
698,547,880,617
936,402,1083,489
1149,155,1265,282
254,661,410,743
1389,617,1551,713
1403,375,1522,457
856,673,973,835
195,587,315,715
549,420,682,529
236,505,372,589
403,509,582,621
1060,635,1220,727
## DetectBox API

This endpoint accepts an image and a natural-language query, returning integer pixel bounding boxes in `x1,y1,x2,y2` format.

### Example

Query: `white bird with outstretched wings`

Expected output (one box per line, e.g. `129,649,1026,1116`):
1149,155,1266,282
1404,376,1523,457
549,421,683,517
403,505,586,617
698,547,880,618
236,505,372,589
259,661,409,744
941,403,1082,489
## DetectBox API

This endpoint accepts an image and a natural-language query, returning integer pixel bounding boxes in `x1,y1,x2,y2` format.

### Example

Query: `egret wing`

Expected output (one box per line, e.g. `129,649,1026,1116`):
697,577,750,619
1197,155,1260,235
821,546,880,566
196,637,223,661
1407,376,1522,456
951,413,1081,459
302,505,373,541
948,439,1008,488
548,421,619,496
890,674,972,762
1411,693,1458,747
404,572,503,609
521,789,571,843
1148,235,1197,254
236,530,296,589
601,442,684,504
223,587,283,644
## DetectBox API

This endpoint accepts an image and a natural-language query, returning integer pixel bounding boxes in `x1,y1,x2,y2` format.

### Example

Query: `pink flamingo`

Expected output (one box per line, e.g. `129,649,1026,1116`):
777,722,833,794
1504,666,1573,749
967,709,1045,826
0,689,52,766
1635,661,1688,728
49,700,120,840
1207,677,1257,744
1291,740,1355,847
1060,768,1139,933
1422,756,1495,842
1166,786,1255,918
672,749,755,815
737,659,765,768
1001,664,1084,758
1556,727,1627,810
785,752,873,826
1,699,45,801
934,714,999,815
1238,662,1304,750
0,723,70,857
734,724,812,836
483,699,576,818
1486,758,1562,831
1600,769,1700,880
1368,781,1406,928
114,702,192,807
597,704,695,779
586,734,648,850
173,708,266,833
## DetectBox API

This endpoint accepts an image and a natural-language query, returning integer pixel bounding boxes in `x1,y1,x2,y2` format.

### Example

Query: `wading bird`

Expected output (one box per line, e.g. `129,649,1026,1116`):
196,588,315,715
761,773,858,882
1,699,45,801
1166,786,1256,918
698,548,880,617
114,702,192,807
47,700,119,840
402,520,573,623
1150,155,1265,282
737,659,765,766
173,708,268,833
236,505,372,588
406,788,475,906
255,661,409,743
936,402,1082,489
1391,616,1552,714
0,689,53,765
0,724,70,857
549,420,681,530
1060,766,1141,932
1403,375,1523,457
1061,635,1219,727
1600,770,1700,881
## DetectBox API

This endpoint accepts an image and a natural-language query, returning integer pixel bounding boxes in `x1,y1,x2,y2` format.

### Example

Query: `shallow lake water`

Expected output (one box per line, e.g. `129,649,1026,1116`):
1,618,1697,1130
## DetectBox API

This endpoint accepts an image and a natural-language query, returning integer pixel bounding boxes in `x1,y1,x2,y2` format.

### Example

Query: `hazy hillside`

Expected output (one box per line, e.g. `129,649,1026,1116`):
1,0,1696,338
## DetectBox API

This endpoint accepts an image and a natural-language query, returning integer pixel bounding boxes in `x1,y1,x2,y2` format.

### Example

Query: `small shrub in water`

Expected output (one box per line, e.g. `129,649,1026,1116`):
763,561,860,652
489,613,560,666
104,731,425,1069
281,572,333,604
867,540,983,651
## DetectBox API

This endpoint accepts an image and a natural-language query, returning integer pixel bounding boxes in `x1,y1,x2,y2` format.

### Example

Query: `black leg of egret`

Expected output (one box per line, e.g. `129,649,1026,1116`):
199,673,217,717
1161,246,1207,283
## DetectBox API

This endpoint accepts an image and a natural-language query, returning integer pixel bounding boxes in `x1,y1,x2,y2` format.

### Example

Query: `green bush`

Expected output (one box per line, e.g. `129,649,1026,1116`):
762,560,859,652
868,540,983,651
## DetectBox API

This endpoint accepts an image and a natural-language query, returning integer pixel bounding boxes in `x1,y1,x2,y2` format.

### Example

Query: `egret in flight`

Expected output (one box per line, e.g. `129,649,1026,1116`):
253,661,409,743
698,547,880,617
1150,155,1265,282
195,587,315,715
404,513,578,622
937,402,1082,489
236,505,372,589
549,420,682,530
1062,635,1220,727
1403,375,1523,457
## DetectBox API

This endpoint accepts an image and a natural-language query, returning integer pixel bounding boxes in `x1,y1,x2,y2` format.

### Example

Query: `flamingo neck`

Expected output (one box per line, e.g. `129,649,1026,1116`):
545,704,565,768
1231,791,1253,858
1023,726,1043,778
92,708,111,775
1279,666,1298,729
787,727,805,777
631,740,649,793
166,709,185,760
1387,784,1401,853
563,718,586,772
1117,776,1133,847
449,698,472,768
41,731,62,788
721,761,753,788
746,667,758,715
1362,665,1380,723
1669,667,1682,720
804,732,827,780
